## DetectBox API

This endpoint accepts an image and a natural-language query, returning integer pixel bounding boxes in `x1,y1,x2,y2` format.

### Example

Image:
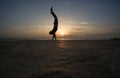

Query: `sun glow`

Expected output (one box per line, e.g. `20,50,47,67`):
60,32,65,36
56,23,72,37
57,25,71,37
58,29,66,36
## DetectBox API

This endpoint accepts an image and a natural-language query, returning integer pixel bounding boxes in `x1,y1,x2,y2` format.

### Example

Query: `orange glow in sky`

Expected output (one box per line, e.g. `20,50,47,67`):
57,24,70,37
58,29,65,36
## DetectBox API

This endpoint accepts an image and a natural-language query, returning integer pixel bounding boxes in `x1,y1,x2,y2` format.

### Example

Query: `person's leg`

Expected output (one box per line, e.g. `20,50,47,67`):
50,33,55,40
51,34,55,40
52,34,57,40
55,34,57,40
54,34,57,40
50,34,54,40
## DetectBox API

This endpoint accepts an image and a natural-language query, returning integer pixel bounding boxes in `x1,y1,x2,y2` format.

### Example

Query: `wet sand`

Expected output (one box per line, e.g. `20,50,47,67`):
0,40,120,78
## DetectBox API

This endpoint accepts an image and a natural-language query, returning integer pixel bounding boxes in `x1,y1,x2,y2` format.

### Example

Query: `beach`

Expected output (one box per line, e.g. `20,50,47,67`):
0,40,120,78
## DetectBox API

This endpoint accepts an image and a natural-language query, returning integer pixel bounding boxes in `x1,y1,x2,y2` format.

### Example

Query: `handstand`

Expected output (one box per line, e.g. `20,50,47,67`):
49,7,58,40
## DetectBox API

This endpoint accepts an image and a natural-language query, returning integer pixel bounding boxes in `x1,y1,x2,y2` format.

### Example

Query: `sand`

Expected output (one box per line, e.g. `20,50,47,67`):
0,40,120,78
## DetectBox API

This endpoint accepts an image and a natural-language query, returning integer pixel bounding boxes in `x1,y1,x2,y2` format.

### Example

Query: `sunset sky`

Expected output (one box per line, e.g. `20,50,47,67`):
0,0,120,40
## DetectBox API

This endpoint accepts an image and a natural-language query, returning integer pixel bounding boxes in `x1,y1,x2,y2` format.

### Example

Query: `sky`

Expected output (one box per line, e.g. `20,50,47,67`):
0,0,120,40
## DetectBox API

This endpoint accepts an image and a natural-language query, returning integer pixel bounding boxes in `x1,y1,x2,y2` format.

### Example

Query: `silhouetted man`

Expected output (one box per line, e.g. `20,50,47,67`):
49,7,58,40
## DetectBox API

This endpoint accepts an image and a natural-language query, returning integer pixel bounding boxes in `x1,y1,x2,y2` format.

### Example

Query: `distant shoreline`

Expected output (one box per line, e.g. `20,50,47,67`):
0,38,118,42
0,37,120,41
110,37,120,40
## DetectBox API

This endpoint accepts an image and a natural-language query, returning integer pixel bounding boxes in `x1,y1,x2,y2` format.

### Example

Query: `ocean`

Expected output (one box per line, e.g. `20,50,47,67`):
0,40,120,78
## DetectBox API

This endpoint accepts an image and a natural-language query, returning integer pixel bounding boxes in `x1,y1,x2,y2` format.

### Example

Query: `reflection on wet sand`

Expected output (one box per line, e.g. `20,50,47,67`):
0,40,120,78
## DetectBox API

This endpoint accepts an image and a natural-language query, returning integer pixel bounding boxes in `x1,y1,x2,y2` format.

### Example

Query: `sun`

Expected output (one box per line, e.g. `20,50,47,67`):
60,32,65,36
58,28,69,36
58,30,65,36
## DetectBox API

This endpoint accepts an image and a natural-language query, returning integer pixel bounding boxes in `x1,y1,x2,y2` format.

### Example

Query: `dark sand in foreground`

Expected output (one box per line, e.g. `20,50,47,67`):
0,40,120,78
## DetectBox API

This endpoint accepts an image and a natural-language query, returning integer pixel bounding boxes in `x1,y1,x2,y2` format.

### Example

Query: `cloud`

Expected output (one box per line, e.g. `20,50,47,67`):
66,20,91,25
0,22,120,39
80,22,90,24
0,24,50,38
